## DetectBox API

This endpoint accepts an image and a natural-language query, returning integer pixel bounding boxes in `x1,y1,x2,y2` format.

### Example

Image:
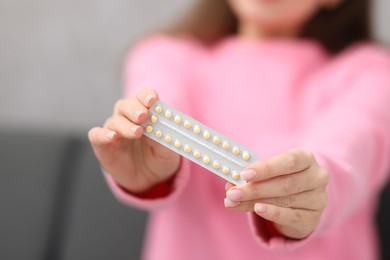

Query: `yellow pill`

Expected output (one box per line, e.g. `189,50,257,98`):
242,151,250,161
193,150,201,159
222,167,230,175
212,136,221,145
145,125,153,133
212,161,220,170
202,155,211,164
155,130,163,138
154,105,163,114
193,125,201,134
165,110,172,119
174,115,182,124
164,135,172,143
183,145,192,153
150,115,158,123
183,120,191,129
203,130,211,140
232,171,241,180
222,141,230,150
232,146,240,155
174,140,182,148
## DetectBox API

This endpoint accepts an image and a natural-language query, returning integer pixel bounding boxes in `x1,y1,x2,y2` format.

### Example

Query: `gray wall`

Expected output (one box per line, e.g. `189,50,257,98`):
0,0,389,133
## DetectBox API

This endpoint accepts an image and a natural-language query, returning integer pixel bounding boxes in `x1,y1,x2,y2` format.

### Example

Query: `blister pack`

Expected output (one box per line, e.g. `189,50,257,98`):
142,100,258,185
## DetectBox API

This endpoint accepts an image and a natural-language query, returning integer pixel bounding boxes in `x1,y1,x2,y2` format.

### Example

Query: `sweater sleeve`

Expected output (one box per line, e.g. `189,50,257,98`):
105,35,200,211
249,45,390,250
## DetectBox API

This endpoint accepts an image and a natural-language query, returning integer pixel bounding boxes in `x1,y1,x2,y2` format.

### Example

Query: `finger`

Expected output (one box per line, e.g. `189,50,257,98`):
224,189,327,211
114,97,149,124
104,115,143,139
225,182,235,191
136,88,158,108
254,203,320,238
88,127,117,147
242,148,313,182
226,170,321,201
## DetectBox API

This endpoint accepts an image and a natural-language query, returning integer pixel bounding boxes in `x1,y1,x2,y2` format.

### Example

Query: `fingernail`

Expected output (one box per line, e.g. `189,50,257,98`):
225,182,234,191
134,110,144,121
224,198,240,208
105,130,116,139
145,94,155,105
226,189,243,200
255,203,267,213
131,125,141,134
241,169,256,181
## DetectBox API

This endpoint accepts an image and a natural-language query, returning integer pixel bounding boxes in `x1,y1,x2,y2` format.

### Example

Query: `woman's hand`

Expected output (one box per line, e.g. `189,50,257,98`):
224,148,329,239
88,88,181,193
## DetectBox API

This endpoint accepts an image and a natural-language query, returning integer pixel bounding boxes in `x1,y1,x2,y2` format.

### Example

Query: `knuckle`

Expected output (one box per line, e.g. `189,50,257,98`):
291,211,302,225
114,99,125,112
282,178,294,193
318,168,330,186
277,196,295,207
285,151,300,170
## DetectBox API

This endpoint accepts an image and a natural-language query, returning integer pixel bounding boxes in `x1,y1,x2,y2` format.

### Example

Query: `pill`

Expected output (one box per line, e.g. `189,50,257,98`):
232,171,241,180
222,167,230,175
164,135,172,143
174,140,182,148
150,115,158,123
145,125,153,133
165,110,172,119
212,136,221,145
203,130,211,140
222,141,230,150
193,150,201,159
232,146,240,155
183,120,191,128
183,144,192,153
155,130,163,138
202,155,211,164
242,151,250,161
193,125,201,134
174,115,182,124
154,105,163,114
212,161,220,169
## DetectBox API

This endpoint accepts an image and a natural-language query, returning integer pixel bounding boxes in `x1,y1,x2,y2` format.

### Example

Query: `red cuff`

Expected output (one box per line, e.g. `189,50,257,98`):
118,176,175,199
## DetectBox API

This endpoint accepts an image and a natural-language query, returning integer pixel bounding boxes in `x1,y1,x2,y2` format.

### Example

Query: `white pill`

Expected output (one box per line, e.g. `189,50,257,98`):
165,110,172,119
193,125,201,134
174,115,182,124
183,144,192,153
150,115,158,123
203,130,211,140
222,167,230,175
232,171,241,180
154,105,163,114
155,130,163,138
202,155,211,164
212,136,221,145
242,151,250,161
232,146,240,155
222,141,230,150
174,140,182,148
145,125,153,133
212,161,220,169
164,135,172,143
193,150,201,159
183,120,191,128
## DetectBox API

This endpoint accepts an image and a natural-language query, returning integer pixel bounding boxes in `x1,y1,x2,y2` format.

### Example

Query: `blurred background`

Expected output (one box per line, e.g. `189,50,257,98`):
0,0,389,259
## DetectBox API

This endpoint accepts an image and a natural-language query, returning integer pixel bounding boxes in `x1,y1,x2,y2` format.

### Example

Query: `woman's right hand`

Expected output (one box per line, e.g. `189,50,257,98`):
88,88,181,193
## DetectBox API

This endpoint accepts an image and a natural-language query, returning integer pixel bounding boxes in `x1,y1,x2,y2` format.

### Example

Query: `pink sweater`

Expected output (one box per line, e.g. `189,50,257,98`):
106,35,390,260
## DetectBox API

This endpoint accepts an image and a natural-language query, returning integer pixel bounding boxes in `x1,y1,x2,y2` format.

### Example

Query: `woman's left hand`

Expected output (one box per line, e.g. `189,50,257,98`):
224,148,329,239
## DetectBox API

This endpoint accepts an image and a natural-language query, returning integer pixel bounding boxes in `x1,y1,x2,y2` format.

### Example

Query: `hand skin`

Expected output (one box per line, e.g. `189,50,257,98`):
88,88,181,193
224,148,329,239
